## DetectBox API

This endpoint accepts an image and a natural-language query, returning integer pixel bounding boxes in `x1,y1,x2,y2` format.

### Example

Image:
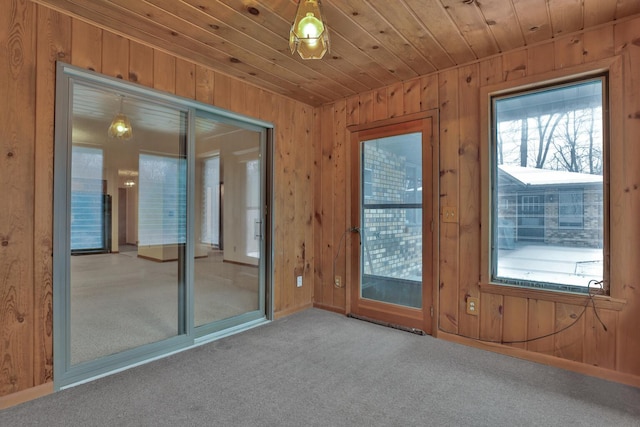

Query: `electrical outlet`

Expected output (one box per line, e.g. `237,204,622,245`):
334,276,341,287
296,275,303,288
466,297,479,315
442,206,458,223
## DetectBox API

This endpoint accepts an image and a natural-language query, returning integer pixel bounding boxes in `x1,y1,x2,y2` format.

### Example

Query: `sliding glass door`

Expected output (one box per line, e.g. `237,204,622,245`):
54,64,271,388
193,113,266,332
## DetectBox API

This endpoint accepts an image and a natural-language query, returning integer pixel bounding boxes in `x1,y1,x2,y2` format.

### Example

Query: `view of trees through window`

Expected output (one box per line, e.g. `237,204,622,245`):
492,78,606,293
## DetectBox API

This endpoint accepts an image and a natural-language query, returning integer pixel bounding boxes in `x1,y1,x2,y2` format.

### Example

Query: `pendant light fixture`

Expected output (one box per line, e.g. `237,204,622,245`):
289,0,329,60
108,95,133,140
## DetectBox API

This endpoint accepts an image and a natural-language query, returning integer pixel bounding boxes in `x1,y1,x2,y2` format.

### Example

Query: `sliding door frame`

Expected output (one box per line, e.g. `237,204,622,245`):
53,62,274,389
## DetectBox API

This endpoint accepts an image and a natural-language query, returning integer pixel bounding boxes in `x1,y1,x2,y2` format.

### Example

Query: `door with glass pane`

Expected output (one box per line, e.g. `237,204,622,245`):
350,119,434,333
193,113,266,333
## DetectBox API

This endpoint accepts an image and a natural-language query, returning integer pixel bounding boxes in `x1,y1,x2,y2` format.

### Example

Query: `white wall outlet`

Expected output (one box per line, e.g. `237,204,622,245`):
296,275,303,287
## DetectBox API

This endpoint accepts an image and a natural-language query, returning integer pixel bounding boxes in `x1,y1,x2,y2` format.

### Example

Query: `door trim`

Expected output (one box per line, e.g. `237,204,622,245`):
348,112,439,335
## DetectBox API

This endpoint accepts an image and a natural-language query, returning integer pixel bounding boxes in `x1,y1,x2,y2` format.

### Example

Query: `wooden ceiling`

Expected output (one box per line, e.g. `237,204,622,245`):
35,0,640,106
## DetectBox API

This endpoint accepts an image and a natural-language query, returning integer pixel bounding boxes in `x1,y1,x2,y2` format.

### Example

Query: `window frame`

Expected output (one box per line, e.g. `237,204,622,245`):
481,68,611,296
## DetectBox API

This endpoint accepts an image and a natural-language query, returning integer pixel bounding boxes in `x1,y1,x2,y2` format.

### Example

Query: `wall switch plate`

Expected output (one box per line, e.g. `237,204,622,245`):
442,206,458,223
296,275,303,288
466,297,479,315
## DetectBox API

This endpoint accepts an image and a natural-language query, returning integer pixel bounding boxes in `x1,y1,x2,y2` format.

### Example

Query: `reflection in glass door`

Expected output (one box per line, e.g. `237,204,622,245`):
54,64,271,388
194,114,264,331
69,83,187,365
351,119,434,333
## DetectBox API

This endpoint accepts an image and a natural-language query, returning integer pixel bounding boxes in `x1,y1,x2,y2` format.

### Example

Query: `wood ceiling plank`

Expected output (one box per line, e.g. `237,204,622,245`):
171,0,370,96
216,0,394,89
475,0,526,53
615,0,640,19
108,0,346,100
439,0,501,58
36,0,331,105
366,0,455,70
548,0,584,36
511,0,553,45
584,0,617,28
403,0,476,65
321,1,419,81
327,0,435,76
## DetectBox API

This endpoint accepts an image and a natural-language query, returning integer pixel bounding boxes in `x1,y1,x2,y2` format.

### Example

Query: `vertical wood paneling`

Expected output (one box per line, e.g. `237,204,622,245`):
613,17,640,375
554,34,584,70
34,5,71,387
332,100,347,308
526,300,555,355
320,104,335,307
213,72,232,110
527,43,555,75
457,64,481,339
313,106,324,306
479,56,503,86
0,0,36,395
584,307,617,370
346,95,359,127
302,104,315,307
403,79,421,115
502,50,527,81
195,65,214,105
243,85,262,119
101,31,128,80
372,87,388,122
71,18,101,71
502,296,528,349
438,68,460,334
387,82,403,118
554,303,585,362
128,41,153,86
583,26,615,62
420,74,438,111
359,91,374,124
229,77,246,113
479,293,503,342
175,58,195,99
153,50,175,93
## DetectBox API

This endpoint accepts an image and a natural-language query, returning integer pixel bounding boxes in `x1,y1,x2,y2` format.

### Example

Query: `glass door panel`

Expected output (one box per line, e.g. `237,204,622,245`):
194,115,263,328
361,133,423,308
69,83,187,365
350,118,434,334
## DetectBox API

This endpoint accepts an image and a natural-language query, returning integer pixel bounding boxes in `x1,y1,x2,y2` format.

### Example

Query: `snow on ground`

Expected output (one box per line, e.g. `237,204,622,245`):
497,244,603,287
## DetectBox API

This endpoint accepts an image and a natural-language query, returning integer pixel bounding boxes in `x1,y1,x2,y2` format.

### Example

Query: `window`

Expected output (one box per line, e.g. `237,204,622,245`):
558,190,584,228
201,156,220,246
70,146,106,252
491,77,607,293
138,153,187,246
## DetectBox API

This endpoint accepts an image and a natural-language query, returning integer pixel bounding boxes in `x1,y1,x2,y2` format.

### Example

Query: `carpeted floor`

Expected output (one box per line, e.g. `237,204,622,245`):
1,308,639,426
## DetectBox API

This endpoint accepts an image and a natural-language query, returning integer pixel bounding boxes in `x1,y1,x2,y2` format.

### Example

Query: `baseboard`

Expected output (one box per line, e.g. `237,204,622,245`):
437,330,640,389
0,382,54,410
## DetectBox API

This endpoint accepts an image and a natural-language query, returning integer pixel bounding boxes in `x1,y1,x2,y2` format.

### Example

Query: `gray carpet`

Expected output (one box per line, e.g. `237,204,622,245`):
2,308,639,426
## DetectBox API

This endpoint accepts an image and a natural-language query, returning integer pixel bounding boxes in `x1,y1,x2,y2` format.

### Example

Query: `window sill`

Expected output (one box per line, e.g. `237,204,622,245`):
478,282,626,311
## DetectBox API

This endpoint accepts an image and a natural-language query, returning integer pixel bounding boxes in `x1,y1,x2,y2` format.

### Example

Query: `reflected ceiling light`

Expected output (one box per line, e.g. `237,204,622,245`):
108,95,133,140
289,0,329,60
124,179,136,188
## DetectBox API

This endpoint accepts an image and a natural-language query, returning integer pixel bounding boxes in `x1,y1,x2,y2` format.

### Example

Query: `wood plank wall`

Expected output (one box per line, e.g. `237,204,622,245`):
0,2,314,397
315,16,640,383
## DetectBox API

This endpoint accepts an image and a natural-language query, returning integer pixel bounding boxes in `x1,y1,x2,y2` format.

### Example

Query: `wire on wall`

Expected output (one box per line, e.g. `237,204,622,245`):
439,279,608,345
